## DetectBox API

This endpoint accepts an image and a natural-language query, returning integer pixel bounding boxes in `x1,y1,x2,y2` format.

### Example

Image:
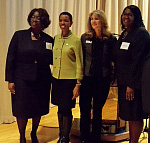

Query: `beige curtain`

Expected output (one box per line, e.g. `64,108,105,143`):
97,0,150,35
5,0,96,41
0,0,15,124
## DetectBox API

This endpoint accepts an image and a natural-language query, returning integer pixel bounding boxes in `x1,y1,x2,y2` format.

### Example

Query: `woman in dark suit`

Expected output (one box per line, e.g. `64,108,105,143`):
80,10,116,143
115,5,149,143
5,8,53,143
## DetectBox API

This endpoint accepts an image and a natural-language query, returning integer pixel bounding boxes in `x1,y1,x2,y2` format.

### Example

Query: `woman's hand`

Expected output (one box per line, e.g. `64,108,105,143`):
8,82,15,94
72,84,80,100
126,86,134,101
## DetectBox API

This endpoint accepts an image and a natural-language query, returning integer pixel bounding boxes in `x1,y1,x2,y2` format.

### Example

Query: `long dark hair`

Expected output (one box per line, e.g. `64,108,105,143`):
121,5,144,30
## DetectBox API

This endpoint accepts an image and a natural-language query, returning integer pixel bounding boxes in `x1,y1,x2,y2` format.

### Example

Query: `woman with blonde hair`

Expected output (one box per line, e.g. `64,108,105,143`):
80,10,116,143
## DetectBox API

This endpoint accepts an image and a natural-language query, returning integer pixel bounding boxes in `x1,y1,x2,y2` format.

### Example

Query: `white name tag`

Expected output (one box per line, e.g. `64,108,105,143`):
86,40,92,44
120,42,130,50
46,42,52,50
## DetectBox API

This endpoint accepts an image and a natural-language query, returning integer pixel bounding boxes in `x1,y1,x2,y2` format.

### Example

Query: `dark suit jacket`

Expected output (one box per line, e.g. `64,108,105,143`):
142,38,150,113
5,28,54,82
115,26,149,89
81,33,117,78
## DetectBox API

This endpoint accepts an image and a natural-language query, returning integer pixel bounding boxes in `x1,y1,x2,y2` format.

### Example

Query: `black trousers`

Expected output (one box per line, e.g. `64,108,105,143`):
79,76,110,142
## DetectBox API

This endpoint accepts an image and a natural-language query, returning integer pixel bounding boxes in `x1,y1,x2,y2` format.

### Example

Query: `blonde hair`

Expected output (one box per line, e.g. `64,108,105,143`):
86,10,111,39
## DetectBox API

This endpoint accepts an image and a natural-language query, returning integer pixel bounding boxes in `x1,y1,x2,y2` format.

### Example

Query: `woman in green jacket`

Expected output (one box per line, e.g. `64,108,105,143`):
51,12,83,143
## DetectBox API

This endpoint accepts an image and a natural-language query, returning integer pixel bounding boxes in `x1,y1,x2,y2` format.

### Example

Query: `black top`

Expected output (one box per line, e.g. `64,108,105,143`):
90,36,103,77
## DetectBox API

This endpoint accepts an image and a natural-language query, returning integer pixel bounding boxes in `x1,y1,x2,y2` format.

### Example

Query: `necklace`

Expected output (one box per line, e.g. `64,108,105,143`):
31,32,41,40
122,31,128,39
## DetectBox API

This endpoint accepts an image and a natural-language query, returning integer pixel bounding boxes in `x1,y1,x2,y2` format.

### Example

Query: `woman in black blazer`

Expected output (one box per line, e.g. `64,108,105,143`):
5,8,53,143
115,5,149,143
80,10,116,143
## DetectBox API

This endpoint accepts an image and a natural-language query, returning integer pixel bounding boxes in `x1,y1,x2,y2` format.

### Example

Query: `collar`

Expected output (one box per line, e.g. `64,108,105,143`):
59,30,72,39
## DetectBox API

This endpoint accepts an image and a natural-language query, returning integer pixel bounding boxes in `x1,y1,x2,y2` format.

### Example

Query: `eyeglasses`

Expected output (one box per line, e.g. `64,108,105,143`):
122,13,134,18
31,16,41,21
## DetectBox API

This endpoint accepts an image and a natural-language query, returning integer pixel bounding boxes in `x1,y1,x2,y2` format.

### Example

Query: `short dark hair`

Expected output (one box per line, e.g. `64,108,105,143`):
27,8,51,30
121,5,144,30
59,12,72,22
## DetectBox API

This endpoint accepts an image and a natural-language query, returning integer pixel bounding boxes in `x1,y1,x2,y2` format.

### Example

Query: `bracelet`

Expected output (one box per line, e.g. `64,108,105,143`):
76,83,81,85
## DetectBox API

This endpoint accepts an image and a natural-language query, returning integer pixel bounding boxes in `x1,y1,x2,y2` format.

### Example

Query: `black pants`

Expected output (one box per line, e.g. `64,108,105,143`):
79,76,110,142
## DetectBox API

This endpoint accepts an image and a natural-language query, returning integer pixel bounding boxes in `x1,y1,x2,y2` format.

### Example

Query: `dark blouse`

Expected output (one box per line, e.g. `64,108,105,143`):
90,36,104,77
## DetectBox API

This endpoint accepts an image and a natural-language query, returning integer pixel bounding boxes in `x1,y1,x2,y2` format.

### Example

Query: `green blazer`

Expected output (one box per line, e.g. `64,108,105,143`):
52,31,83,80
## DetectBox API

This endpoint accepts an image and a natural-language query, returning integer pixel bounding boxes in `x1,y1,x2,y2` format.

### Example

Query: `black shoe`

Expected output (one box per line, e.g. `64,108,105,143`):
81,140,91,143
57,137,62,143
91,139,102,143
81,141,86,143
31,132,39,143
61,136,69,143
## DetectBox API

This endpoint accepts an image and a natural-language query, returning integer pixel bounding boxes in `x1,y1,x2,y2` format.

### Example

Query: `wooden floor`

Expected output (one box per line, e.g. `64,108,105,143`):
0,99,148,143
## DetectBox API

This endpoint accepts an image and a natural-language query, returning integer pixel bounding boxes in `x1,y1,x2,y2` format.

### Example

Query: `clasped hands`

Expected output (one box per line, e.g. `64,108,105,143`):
126,86,134,101
8,82,15,94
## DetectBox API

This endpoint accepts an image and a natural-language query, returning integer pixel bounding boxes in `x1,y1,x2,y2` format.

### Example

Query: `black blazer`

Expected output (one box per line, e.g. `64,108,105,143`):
142,38,150,113
81,33,117,78
5,28,54,82
115,27,149,89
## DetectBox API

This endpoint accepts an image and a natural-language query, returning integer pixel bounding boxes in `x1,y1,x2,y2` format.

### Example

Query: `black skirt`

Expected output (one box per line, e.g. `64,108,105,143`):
51,77,76,109
12,78,51,118
118,85,148,121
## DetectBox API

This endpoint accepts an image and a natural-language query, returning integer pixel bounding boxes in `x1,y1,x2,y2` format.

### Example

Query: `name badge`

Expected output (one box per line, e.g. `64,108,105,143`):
46,42,52,50
86,40,92,44
120,42,130,50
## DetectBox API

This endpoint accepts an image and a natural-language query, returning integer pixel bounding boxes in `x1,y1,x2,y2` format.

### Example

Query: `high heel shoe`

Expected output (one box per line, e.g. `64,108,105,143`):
30,131,39,143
